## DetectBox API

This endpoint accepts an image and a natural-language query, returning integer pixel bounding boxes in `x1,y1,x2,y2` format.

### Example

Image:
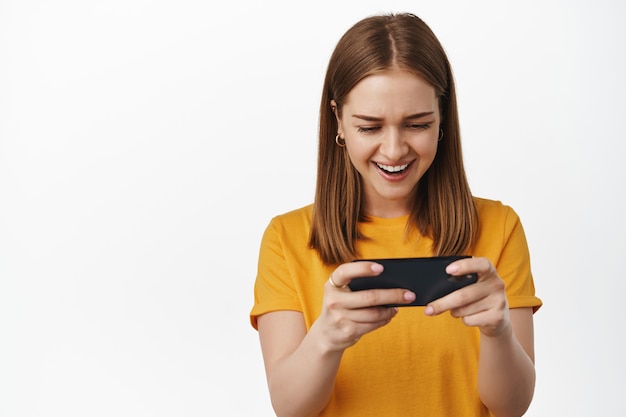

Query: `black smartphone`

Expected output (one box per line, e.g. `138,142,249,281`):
348,256,477,306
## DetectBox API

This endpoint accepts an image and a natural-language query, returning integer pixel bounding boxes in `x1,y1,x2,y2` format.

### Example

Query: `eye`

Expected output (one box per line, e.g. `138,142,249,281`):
406,122,431,130
357,126,381,134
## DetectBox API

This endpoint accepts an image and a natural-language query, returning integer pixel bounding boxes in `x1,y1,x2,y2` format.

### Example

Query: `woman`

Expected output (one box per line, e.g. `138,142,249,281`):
250,12,541,417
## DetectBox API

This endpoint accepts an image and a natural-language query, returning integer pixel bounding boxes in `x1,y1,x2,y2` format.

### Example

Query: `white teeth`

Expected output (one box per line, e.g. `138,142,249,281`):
376,163,409,173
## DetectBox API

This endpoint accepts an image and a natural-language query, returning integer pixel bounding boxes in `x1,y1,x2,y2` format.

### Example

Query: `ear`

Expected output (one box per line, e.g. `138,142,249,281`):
330,99,344,136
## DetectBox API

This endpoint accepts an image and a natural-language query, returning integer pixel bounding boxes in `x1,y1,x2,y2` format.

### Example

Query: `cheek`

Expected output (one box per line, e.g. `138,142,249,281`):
413,138,439,159
344,149,364,171
344,141,375,165
429,140,440,156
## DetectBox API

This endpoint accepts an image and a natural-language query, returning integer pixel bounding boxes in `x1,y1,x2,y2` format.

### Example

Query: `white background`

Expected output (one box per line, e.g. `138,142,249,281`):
1,1,624,416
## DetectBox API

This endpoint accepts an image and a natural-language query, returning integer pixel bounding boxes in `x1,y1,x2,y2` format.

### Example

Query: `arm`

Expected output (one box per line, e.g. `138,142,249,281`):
257,262,415,417
477,307,535,417
257,310,342,417
425,258,536,417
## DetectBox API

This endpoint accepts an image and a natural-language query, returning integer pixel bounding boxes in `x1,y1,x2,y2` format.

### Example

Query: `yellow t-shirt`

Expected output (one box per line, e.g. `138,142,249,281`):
250,197,542,416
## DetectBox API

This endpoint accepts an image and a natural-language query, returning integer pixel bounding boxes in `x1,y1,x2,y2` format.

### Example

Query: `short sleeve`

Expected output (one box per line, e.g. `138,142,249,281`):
249,217,303,329
496,207,542,312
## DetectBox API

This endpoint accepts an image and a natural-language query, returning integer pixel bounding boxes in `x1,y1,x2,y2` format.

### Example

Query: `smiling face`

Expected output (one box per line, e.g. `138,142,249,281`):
333,69,441,218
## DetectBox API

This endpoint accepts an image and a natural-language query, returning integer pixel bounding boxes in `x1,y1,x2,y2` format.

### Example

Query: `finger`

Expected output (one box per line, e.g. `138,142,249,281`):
449,295,491,319
344,288,416,309
328,261,384,289
425,257,494,315
459,307,510,336
328,275,348,289
424,282,487,316
445,257,492,281
347,305,399,325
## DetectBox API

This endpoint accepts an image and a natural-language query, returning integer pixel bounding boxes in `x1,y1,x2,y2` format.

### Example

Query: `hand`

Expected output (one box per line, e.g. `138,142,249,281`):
424,257,510,338
316,261,416,351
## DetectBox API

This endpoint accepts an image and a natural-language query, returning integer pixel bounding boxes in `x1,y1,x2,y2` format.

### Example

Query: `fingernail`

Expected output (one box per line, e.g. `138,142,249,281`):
371,263,384,272
424,306,434,316
404,291,416,302
446,264,459,274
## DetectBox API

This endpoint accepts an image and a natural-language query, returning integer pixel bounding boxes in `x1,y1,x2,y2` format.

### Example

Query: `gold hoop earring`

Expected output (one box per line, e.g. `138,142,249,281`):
335,135,346,147
438,129,444,141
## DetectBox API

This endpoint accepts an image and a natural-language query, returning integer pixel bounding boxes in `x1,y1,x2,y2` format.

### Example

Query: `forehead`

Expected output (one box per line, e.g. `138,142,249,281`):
344,69,438,115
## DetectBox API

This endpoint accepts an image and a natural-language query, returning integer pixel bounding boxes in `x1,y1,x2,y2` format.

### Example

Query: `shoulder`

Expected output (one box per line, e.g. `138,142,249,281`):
471,196,529,256
269,204,313,227
474,196,512,214
471,197,541,309
262,204,314,242
258,204,319,279
473,196,519,223
473,196,524,240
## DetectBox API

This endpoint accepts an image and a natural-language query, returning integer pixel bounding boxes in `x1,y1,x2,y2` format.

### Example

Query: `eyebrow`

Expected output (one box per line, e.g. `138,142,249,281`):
351,111,435,121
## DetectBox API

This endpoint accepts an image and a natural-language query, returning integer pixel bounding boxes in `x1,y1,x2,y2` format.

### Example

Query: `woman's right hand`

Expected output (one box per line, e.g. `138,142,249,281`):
315,261,416,351
257,261,415,417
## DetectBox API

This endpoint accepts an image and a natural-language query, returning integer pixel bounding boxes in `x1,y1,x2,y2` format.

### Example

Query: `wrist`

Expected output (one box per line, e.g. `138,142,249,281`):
479,319,513,340
308,320,350,357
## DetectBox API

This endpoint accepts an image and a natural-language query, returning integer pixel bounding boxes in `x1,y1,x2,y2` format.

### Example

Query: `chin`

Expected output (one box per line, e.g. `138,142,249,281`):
376,191,414,204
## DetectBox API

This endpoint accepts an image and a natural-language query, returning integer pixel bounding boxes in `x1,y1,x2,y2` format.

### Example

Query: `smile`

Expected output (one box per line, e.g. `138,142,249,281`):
376,162,410,174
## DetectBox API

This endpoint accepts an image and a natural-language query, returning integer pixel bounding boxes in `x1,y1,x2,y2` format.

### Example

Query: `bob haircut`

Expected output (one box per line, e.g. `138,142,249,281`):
309,12,478,265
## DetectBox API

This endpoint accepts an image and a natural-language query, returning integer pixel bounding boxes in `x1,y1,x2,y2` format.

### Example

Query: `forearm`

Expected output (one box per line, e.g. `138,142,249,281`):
266,323,344,417
478,325,536,417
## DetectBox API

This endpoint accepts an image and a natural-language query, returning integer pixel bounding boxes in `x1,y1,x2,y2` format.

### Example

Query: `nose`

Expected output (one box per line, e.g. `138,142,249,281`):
378,128,408,161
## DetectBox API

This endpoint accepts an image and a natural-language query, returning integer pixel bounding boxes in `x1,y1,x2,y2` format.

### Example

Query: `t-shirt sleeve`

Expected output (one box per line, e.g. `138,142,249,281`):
497,207,542,312
250,217,303,330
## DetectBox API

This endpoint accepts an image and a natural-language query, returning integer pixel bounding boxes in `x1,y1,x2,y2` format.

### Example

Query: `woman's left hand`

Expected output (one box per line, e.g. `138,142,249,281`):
424,257,510,338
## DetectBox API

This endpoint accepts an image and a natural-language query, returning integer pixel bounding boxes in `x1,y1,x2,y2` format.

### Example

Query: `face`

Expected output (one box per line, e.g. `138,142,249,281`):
333,69,440,218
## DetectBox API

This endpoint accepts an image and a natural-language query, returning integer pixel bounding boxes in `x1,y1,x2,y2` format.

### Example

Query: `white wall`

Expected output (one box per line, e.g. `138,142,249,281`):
1,1,624,415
